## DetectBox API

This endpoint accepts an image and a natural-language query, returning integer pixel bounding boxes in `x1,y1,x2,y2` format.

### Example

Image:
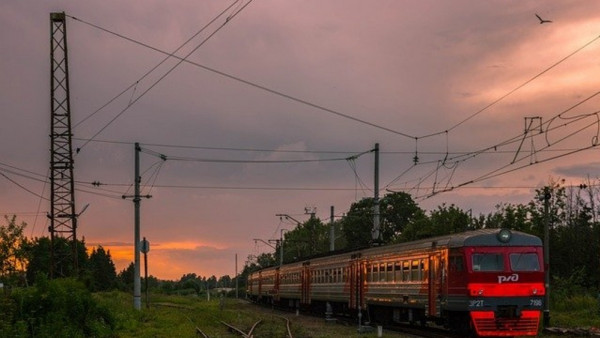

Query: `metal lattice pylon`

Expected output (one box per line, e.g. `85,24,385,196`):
49,12,78,278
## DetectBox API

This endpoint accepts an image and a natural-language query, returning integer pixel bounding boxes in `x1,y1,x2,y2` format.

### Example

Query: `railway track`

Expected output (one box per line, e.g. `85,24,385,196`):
220,317,294,338
277,315,293,338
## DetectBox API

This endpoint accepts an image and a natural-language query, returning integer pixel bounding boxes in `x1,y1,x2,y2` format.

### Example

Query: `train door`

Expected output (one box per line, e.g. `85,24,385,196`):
301,263,311,305
349,254,364,311
274,267,280,302
257,271,263,300
428,251,444,317
448,249,467,296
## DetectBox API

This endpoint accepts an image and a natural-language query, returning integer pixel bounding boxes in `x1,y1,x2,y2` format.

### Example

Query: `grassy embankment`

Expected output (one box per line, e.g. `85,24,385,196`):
95,292,406,337
95,291,600,337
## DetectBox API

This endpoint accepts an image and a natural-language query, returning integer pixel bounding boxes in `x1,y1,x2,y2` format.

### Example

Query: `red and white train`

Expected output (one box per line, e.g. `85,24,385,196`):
247,228,544,337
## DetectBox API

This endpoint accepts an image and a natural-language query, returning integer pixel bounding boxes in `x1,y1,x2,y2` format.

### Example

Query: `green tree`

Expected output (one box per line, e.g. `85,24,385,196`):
399,204,471,241
88,246,117,291
484,203,532,232
381,192,426,242
117,262,134,291
279,217,329,262
0,216,28,286
340,198,374,249
342,192,425,248
207,275,217,289
24,236,88,285
218,275,232,288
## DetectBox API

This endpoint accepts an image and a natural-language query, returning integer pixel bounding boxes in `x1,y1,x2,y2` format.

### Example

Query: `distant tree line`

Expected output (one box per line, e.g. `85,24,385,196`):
0,217,119,291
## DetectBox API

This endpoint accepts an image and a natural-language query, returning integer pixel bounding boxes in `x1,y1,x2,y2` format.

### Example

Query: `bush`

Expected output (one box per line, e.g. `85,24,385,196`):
9,275,115,337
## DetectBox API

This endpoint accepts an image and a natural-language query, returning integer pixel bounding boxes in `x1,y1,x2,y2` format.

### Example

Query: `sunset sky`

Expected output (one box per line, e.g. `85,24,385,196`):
2,1,600,280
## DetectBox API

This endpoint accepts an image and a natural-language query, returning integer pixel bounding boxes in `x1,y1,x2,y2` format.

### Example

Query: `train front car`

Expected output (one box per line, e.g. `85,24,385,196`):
449,229,544,337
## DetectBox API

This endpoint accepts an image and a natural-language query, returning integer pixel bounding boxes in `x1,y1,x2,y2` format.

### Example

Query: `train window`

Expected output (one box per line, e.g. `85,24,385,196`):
387,263,393,282
372,264,379,282
472,253,504,271
411,260,420,281
394,262,401,282
450,256,464,272
510,253,540,271
380,263,386,282
402,261,410,281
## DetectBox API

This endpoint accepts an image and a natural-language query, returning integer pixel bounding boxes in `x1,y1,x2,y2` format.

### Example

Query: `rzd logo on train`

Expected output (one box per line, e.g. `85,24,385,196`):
497,274,519,284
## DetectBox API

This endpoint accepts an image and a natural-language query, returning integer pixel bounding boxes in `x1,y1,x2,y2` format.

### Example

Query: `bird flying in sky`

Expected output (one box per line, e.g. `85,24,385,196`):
535,13,552,24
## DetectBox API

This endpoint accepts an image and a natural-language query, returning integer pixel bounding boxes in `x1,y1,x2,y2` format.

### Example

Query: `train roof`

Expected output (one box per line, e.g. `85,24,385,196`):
445,228,542,247
353,228,542,259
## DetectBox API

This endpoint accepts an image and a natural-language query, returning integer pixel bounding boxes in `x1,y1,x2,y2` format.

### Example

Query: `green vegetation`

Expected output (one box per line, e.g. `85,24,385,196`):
550,293,600,328
1,276,114,337
82,292,407,337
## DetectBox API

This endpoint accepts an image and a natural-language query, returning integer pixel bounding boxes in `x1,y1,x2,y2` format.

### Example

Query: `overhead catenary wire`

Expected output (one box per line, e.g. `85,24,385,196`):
0,172,49,201
70,12,600,144
72,136,592,156
384,90,600,194
413,115,600,200
68,0,243,131
72,0,254,152
139,145,354,164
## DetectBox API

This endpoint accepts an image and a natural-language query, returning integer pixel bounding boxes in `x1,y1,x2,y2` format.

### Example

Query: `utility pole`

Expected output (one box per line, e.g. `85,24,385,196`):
280,229,289,265
330,206,335,251
49,12,78,278
372,143,381,245
141,237,150,309
235,254,238,299
122,143,151,310
542,187,551,327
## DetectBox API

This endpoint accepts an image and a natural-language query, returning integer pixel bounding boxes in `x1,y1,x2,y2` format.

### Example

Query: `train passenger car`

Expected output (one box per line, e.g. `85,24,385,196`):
247,228,544,337
248,265,278,304
277,261,303,307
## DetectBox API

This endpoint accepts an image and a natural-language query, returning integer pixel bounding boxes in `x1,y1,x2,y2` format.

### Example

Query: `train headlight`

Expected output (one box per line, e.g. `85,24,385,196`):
497,229,512,243
532,288,538,295
478,289,484,296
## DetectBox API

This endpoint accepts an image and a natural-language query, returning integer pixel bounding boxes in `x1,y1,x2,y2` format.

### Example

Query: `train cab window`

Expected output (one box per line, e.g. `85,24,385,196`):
472,253,504,271
510,253,540,271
